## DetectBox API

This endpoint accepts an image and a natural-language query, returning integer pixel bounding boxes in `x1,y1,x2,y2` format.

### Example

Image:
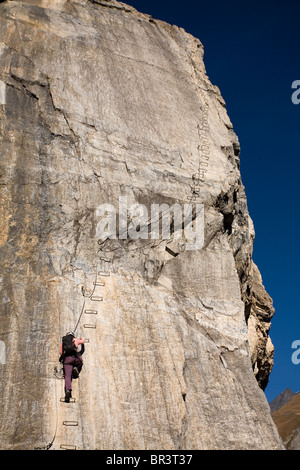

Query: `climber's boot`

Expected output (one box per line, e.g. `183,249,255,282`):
65,390,72,403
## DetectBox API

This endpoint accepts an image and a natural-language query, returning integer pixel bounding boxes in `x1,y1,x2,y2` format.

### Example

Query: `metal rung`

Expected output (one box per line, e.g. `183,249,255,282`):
94,281,105,286
100,257,111,262
85,338,90,343
98,271,110,277
91,296,103,301
60,444,77,450
63,421,78,426
83,324,96,329
85,309,98,314
60,397,76,403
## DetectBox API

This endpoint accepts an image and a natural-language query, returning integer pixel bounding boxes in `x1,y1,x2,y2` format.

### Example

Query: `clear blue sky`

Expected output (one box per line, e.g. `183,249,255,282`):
125,0,300,402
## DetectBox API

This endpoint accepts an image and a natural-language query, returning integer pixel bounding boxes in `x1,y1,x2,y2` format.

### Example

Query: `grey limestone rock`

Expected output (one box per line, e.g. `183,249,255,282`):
0,0,283,449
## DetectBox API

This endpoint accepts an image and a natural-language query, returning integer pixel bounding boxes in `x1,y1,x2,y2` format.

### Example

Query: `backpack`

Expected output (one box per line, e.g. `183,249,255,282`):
62,334,77,357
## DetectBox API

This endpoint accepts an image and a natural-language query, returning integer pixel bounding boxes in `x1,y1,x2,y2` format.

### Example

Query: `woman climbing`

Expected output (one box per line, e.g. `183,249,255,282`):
59,331,85,403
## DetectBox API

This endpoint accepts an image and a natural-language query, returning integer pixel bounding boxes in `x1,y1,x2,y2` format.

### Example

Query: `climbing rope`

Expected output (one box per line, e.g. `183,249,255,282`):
73,269,99,334
34,367,59,450
73,297,86,336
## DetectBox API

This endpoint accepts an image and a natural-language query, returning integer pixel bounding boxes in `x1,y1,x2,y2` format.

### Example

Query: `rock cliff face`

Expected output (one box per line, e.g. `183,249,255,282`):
0,0,283,450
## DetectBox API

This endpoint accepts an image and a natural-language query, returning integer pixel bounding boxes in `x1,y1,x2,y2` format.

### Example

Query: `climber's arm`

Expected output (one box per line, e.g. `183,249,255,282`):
78,343,85,356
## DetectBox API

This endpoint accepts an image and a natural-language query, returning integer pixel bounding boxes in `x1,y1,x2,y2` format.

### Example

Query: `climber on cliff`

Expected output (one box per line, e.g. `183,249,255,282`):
59,331,85,403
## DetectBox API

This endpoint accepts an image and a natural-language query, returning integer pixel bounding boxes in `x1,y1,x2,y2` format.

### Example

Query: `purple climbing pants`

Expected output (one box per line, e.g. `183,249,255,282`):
63,356,83,391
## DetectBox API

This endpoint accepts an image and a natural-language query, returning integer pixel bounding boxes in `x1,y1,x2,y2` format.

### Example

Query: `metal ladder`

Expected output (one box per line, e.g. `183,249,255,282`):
55,252,112,450
188,96,211,202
